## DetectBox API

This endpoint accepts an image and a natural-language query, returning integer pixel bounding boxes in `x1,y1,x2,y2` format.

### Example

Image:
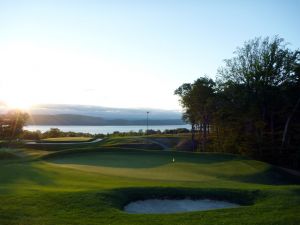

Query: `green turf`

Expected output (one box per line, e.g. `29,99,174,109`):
101,137,164,150
0,137,299,225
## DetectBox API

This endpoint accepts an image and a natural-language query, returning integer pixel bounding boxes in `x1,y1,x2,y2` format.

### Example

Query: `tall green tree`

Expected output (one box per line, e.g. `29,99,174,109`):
175,77,216,151
176,36,300,168
217,36,300,156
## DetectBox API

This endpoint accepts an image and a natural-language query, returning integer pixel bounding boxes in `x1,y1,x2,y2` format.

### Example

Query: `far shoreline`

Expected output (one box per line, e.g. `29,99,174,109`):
24,124,190,134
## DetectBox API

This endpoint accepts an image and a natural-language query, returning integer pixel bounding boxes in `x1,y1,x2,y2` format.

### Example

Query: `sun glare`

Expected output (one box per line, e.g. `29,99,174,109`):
6,99,32,111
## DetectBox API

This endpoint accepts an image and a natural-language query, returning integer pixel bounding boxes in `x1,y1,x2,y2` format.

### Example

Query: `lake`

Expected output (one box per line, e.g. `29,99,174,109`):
24,125,190,134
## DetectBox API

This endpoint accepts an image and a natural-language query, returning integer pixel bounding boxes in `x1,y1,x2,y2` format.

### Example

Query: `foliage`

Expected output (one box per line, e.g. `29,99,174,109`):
175,36,300,169
0,110,28,140
21,128,96,140
175,77,216,150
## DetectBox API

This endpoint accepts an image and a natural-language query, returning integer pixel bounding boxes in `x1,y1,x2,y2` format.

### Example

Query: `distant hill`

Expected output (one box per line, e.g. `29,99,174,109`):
26,104,182,120
0,104,185,125
27,114,185,126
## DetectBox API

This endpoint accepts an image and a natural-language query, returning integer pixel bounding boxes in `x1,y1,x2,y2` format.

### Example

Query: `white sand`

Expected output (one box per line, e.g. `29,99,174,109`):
124,199,239,214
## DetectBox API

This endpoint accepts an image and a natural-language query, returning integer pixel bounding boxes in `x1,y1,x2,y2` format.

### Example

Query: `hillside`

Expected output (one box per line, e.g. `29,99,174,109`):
27,104,182,120
26,114,185,125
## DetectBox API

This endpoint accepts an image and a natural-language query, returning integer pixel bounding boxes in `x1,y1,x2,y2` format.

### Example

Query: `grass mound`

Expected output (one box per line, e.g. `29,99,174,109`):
0,148,19,160
44,148,299,185
101,137,164,150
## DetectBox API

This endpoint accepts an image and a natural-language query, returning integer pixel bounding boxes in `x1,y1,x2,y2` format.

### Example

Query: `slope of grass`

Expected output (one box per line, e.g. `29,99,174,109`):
0,148,20,160
0,136,299,225
101,137,164,150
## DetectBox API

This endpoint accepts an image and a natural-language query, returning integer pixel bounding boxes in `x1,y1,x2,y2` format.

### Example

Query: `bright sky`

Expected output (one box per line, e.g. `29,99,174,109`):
0,0,299,110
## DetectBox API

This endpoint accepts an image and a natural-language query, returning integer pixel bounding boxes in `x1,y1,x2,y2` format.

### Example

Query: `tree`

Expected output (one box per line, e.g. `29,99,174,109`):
175,77,216,151
43,128,62,138
21,130,42,140
217,36,300,156
175,83,197,150
282,63,300,147
0,110,29,140
175,36,300,169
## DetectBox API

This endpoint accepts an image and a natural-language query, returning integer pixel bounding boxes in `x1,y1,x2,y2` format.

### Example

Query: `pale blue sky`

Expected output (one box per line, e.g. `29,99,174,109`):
0,0,299,110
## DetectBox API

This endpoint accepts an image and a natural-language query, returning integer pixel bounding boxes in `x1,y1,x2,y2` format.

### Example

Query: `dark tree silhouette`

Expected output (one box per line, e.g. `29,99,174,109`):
175,36,300,169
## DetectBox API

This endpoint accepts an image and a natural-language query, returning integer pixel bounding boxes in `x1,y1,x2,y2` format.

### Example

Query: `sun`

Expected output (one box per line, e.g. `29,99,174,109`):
5,99,33,111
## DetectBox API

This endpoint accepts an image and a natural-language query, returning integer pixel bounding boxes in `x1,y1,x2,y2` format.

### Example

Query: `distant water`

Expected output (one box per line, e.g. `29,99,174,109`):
24,125,190,134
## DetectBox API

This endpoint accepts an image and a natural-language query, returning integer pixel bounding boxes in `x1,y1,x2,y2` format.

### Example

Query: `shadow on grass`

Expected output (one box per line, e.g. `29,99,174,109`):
227,166,300,185
25,142,101,151
101,137,165,150
104,143,164,150
0,162,54,186
106,187,259,210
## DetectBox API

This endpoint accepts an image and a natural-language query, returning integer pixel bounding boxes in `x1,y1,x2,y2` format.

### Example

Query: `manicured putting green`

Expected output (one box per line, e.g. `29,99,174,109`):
47,149,297,184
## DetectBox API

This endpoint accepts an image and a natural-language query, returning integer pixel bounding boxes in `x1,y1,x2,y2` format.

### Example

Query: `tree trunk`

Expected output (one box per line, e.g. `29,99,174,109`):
270,110,274,145
207,123,210,135
191,123,195,151
202,121,207,151
282,96,300,147
198,123,202,151
216,125,222,152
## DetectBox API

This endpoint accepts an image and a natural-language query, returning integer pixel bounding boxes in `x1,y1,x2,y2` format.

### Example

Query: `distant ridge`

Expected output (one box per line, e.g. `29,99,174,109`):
26,104,182,120
27,114,185,126
0,104,185,125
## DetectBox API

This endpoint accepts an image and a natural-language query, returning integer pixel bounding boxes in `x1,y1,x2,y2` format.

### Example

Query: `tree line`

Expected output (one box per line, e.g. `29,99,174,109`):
21,127,190,139
175,36,300,169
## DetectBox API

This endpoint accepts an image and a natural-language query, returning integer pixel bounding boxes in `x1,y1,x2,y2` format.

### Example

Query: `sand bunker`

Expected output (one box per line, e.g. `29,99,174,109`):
124,199,239,214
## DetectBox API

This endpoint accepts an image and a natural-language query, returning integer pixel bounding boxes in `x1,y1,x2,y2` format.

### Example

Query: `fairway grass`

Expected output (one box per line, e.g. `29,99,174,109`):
0,139,299,225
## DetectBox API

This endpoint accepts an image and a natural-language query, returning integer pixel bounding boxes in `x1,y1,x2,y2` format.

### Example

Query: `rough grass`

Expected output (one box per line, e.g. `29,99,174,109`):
0,148,19,160
0,136,299,225
101,137,164,150
0,151,16,160
148,136,183,147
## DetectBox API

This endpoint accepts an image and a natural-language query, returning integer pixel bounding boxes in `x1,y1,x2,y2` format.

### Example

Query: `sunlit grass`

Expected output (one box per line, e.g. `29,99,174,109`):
42,137,93,142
